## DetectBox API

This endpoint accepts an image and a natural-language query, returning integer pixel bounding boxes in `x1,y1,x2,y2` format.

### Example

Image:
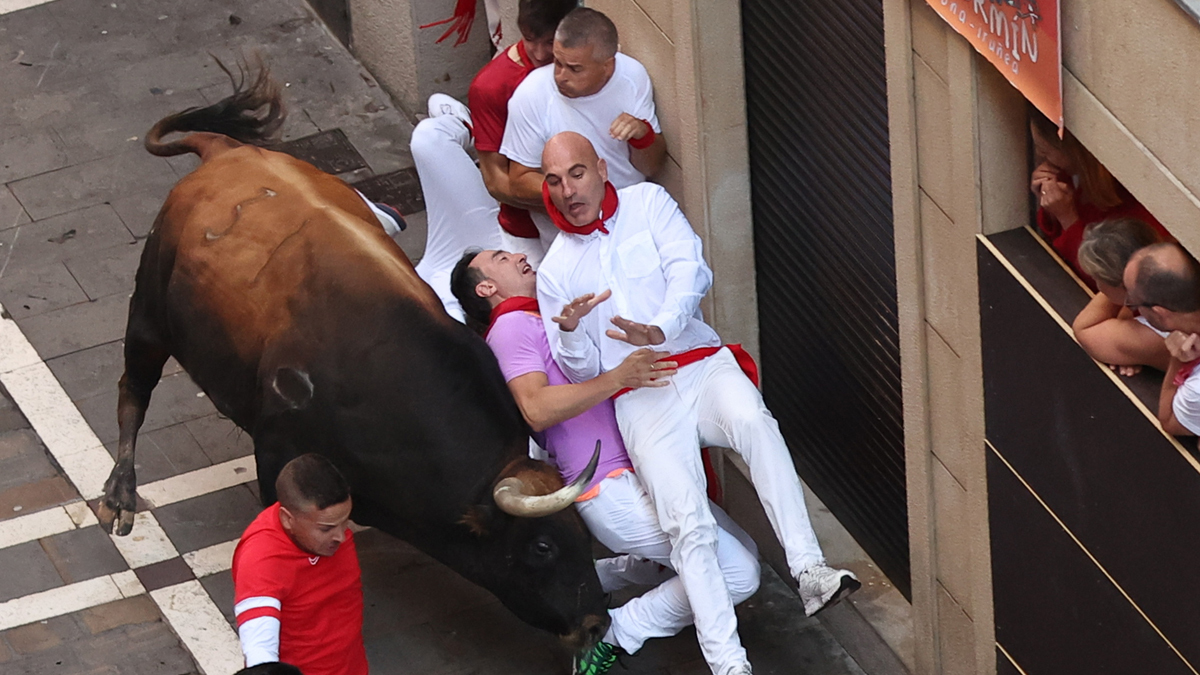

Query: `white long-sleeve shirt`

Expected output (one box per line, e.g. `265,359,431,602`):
537,182,720,383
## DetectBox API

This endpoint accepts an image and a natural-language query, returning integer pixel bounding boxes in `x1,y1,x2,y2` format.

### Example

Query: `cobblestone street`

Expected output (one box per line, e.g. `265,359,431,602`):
0,0,873,673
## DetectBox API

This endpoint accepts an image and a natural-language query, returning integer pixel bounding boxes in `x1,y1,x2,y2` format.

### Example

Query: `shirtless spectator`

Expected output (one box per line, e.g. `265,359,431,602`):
501,7,666,247
1123,243,1200,435
407,0,577,320
1072,218,1169,376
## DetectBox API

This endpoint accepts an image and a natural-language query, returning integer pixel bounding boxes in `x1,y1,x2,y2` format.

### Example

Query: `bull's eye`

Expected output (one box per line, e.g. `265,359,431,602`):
530,535,558,562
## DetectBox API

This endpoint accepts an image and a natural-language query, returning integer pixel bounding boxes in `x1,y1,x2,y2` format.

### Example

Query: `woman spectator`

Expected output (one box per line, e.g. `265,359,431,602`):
1072,217,1170,376
1030,109,1170,289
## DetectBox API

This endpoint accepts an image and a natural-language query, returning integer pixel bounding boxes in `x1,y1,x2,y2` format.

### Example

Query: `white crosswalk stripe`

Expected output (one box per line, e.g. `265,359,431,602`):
139,455,257,508
183,539,239,578
0,505,77,549
0,303,245,675
0,575,126,632
0,0,55,15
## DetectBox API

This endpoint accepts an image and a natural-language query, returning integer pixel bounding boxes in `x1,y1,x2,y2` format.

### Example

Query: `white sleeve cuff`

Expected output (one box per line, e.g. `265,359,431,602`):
649,310,686,344
239,616,281,667
559,327,593,356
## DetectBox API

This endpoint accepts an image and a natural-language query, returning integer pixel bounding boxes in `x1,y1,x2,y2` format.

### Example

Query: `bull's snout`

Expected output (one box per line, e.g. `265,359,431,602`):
563,612,611,652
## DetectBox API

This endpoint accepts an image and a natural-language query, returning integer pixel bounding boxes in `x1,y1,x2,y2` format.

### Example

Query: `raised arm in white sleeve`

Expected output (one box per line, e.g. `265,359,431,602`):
537,264,603,383
645,186,713,342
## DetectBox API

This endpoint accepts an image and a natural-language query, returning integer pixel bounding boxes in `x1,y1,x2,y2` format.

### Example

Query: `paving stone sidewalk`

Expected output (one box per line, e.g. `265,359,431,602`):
0,0,869,673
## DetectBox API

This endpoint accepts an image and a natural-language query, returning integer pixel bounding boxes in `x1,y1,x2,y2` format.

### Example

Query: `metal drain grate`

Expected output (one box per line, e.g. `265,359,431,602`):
350,168,424,215
274,129,368,175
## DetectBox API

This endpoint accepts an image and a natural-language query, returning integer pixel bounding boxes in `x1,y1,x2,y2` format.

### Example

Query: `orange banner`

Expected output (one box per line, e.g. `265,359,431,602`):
925,0,1062,127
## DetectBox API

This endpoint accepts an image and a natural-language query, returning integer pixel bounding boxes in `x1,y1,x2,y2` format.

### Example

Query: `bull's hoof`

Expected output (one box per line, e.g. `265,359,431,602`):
97,502,136,536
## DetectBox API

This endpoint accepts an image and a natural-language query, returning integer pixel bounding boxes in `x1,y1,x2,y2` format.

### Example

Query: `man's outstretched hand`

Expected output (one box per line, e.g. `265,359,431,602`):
607,316,665,346
553,290,612,332
610,348,677,390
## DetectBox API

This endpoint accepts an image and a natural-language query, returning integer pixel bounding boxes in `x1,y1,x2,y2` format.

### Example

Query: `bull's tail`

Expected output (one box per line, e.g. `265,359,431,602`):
144,57,285,160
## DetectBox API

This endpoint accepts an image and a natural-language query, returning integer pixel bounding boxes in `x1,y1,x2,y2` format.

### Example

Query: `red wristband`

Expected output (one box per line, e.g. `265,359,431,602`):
628,120,656,149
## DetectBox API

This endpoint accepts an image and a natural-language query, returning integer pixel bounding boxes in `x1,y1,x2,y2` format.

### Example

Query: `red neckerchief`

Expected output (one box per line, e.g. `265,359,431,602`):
485,296,540,338
515,40,536,73
1175,360,1199,388
541,181,619,236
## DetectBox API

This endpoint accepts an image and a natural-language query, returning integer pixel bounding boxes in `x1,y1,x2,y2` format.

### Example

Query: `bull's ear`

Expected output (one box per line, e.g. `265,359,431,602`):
459,505,495,536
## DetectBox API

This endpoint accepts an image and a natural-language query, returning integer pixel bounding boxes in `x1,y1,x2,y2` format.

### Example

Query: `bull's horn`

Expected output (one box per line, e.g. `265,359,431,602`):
493,441,602,517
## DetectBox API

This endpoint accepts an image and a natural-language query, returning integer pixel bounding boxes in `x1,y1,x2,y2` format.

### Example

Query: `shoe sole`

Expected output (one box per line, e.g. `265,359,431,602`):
812,576,863,616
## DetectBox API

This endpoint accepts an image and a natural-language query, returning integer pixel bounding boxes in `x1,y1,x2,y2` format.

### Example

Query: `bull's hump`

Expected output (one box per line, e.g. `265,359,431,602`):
163,147,447,340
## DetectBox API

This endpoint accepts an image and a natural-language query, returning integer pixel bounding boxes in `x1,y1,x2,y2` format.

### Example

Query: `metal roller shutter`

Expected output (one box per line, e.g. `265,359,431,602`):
741,0,908,595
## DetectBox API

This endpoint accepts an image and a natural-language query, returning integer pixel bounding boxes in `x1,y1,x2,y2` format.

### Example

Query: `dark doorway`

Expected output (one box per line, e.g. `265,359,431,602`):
307,0,351,47
740,0,907,595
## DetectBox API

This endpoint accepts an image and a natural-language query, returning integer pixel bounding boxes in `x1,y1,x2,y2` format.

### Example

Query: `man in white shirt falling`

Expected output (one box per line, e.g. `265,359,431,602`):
535,132,859,675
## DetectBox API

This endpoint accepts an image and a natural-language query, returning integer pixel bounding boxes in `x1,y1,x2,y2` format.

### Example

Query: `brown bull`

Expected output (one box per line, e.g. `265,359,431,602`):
96,64,609,647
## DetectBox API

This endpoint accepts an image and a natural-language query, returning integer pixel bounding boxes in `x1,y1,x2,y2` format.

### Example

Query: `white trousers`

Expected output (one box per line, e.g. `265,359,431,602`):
614,348,825,673
409,115,502,322
410,114,557,320
576,471,759,664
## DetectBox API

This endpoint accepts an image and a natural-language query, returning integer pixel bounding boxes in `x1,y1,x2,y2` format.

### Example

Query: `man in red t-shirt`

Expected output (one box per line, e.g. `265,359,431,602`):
232,454,367,675
409,0,578,323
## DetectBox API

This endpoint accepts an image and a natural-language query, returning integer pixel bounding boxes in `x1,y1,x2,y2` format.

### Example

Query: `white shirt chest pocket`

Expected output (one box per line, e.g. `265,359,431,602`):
616,230,661,279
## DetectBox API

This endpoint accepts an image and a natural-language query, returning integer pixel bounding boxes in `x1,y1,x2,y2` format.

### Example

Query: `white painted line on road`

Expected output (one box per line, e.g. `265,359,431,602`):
183,539,238,578
140,455,257,508
0,454,257,550
0,360,112,499
112,569,146,598
0,505,76,548
0,0,54,15
108,511,180,569
0,302,244,671
106,512,244,674
0,311,42,374
0,574,125,631
64,499,99,527
152,580,245,675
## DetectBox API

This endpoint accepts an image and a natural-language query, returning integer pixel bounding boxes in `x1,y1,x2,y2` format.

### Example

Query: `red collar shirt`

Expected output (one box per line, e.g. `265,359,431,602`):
232,503,368,675
469,44,540,238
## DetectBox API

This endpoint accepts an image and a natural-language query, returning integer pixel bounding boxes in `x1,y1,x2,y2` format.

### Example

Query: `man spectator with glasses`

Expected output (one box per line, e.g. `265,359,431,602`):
1124,242,1200,435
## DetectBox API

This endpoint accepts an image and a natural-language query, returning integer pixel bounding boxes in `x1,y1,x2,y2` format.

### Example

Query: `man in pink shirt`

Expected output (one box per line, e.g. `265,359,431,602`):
450,249,761,675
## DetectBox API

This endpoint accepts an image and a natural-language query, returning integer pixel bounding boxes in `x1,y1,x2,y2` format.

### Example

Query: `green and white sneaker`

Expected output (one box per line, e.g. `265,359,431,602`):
573,640,620,675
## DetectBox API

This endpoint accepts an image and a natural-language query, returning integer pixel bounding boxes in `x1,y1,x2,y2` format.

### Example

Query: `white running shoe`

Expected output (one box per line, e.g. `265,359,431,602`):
426,92,473,136
795,564,861,617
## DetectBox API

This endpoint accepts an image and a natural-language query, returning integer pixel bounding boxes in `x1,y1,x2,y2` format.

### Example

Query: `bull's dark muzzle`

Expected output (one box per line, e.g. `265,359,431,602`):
562,612,611,651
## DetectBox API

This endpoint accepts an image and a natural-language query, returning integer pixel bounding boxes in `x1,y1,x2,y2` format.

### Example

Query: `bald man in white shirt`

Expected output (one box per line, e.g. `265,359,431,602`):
535,132,859,675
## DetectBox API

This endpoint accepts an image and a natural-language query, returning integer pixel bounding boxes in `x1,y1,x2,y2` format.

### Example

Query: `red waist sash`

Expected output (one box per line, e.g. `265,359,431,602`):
614,344,759,398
